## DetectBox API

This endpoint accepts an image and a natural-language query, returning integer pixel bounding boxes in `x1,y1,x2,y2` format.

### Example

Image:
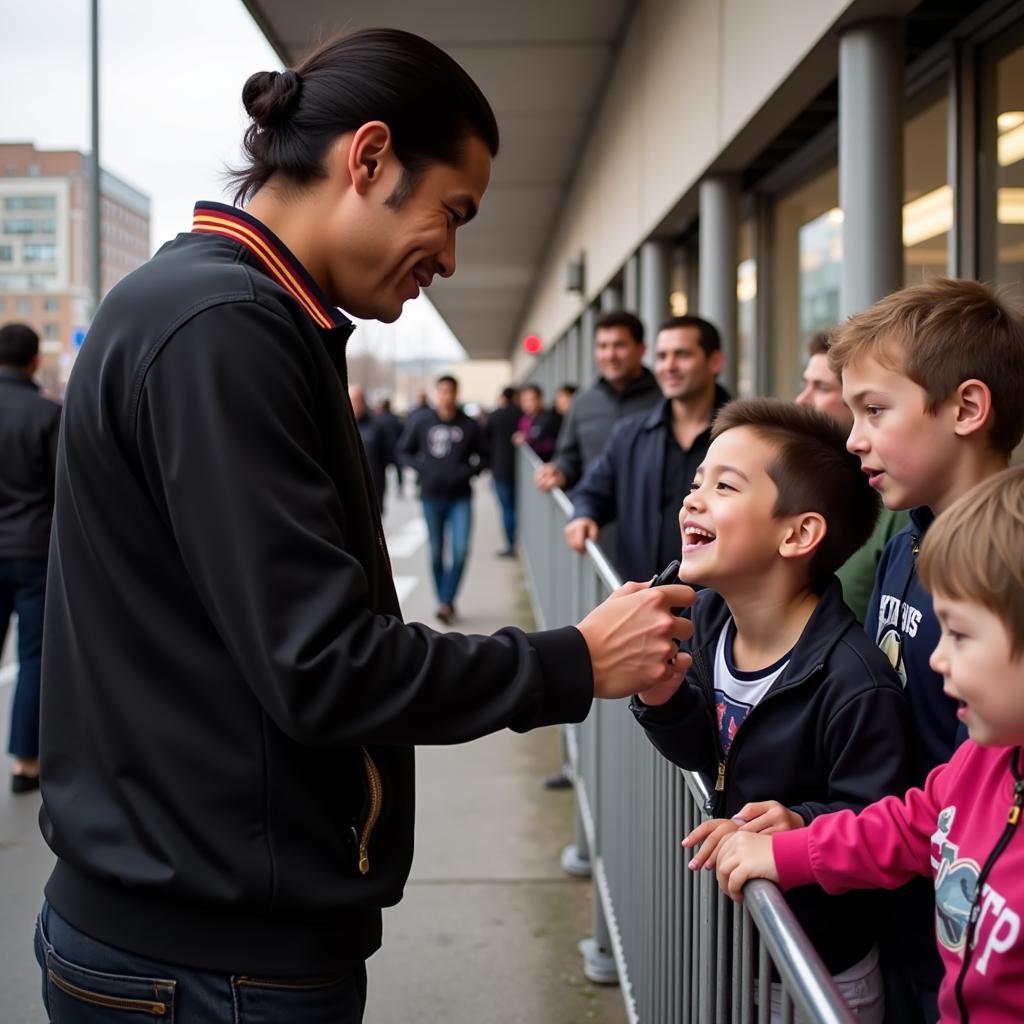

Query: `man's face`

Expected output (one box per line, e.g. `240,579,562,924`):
655,327,718,403
931,594,1024,748
796,353,852,430
594,327,645,386
330,134,492,323
677,427,793,592
435,380,458,416
520,388,541,416
843,350,960,513
555,389,573,416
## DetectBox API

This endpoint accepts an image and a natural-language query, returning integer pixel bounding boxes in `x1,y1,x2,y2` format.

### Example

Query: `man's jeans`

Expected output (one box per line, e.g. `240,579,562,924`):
421,497,472,607
0,557,46,758
34,901,367,1023
492,478,516,549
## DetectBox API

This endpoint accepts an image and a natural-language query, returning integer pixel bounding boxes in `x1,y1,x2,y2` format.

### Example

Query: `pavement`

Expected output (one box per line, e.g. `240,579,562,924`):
0,478,625,1024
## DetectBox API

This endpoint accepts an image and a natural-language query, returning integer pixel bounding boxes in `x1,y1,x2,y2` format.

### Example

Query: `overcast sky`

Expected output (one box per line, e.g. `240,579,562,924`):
0,0,464,361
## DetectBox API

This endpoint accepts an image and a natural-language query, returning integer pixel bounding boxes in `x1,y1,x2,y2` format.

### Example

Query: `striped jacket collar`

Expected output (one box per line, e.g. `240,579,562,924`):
191,201,351,332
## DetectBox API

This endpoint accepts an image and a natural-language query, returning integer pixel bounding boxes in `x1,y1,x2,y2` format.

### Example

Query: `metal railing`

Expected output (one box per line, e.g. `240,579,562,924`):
517,446,856,1024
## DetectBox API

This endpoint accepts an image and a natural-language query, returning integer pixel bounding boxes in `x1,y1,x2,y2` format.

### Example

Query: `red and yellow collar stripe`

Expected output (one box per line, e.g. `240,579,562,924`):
191,202,347,331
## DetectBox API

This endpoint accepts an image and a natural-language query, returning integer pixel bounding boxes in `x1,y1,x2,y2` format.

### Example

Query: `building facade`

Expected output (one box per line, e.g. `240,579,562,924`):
516,0,1024,405
0,142,150,394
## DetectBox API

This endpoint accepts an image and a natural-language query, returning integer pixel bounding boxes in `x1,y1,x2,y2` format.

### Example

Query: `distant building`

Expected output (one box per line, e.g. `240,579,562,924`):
0,142,150,394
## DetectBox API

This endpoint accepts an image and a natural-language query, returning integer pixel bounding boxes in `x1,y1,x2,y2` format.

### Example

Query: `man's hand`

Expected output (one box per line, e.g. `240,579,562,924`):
577,580,695,699
534,463,567,492
731,801,804,835
715,832,779,902
565,517,599,553
512,431,526,447
682,818,739,871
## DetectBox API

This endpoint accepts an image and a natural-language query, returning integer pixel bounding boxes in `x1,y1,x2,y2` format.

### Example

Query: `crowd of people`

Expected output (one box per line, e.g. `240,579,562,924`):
2,23,1024,1024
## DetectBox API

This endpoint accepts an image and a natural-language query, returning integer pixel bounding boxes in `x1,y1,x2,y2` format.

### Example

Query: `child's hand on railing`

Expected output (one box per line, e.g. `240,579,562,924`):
682,817,740,870
730,800,804,835
715,832,779,902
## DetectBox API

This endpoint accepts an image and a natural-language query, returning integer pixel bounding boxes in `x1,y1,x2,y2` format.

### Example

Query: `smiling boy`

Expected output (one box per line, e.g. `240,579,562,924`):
632,398,909,1017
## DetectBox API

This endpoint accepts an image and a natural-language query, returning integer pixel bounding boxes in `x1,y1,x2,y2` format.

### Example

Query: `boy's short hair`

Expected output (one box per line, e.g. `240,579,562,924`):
0,323,40,368
828,278,1024,457
436,374,458,389
919,465,1024,656
521,383,542,398
712,398,881,588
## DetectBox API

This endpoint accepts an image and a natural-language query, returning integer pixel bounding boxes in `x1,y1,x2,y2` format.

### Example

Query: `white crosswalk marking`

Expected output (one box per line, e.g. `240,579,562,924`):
386,517,428,560
392,576,418,607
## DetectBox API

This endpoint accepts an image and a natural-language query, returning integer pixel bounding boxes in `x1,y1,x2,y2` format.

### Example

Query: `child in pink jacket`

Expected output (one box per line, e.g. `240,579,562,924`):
716,465,1024,1024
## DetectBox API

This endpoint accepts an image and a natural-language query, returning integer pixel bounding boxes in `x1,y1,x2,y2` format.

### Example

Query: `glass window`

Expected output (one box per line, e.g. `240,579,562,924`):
23,243,57,263
980,30,1024,286
43,297,60,312
43,323,60,339
0,245,11,262
16,297,32,313
4,196,56,211
771,165,840,397
736,219,757,398
0,298,5,311
3,219,36,234
904,85,951,284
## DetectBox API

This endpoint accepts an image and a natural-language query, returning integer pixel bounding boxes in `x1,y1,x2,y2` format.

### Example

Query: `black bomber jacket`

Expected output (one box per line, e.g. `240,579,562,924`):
39,202,593,975
631,578,911,975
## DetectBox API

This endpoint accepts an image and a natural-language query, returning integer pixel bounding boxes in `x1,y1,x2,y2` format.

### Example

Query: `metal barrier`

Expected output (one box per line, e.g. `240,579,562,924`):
517,446,857,1024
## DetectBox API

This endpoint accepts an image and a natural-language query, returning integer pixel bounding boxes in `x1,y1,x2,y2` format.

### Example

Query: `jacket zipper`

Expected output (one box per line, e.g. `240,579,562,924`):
358,747,383,875
694,646,824,814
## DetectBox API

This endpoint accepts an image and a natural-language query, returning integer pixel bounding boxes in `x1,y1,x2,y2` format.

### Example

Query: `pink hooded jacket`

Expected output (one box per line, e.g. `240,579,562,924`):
773,741,1024,1024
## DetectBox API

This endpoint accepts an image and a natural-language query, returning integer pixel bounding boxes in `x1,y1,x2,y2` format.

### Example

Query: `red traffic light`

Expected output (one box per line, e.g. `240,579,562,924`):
523,334,542,354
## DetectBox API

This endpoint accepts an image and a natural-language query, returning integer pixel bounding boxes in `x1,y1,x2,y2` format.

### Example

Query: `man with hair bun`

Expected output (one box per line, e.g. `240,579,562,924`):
32,28,695,1023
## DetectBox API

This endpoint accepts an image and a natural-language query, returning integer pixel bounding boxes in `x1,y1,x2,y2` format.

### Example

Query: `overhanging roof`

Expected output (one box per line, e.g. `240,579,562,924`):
241,0,632,359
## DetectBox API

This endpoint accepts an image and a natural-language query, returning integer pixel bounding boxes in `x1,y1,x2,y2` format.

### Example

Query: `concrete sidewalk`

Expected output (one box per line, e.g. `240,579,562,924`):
365,482,625,1023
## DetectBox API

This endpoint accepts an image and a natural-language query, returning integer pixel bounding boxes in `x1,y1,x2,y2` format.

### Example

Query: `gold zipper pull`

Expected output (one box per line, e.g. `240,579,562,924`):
358,849,370,875
715,762,726,791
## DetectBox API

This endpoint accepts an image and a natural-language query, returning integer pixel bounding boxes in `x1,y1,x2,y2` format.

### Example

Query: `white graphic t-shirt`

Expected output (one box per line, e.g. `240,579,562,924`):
713,619,790,755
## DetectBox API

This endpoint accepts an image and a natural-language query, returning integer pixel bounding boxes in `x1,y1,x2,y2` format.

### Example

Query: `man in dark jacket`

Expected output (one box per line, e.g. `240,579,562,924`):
534,310,660,493
0,323,60,794
398,374,486,622
350,385,390,512
566,316,730,583
484,386,520,557
34,31,694,1024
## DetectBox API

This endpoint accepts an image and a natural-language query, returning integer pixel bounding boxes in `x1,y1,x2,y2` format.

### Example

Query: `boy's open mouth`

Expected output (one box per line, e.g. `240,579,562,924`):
682,522,716,549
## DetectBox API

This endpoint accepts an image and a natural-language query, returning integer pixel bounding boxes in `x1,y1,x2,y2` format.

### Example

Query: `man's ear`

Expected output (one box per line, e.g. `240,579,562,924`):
345,121,394,196
779,512,827,564
709,349,725,377
952,378,993,441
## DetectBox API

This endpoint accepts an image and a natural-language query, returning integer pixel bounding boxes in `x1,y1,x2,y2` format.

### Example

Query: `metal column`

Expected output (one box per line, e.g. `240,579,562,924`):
600,283,623,312
623,254,641,314
699,175,739,393
839,20,905,318
639,240,671,361
580,305,596,385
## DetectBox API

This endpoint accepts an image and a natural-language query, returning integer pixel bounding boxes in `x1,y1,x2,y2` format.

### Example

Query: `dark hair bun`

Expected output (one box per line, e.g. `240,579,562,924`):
242,69,302,129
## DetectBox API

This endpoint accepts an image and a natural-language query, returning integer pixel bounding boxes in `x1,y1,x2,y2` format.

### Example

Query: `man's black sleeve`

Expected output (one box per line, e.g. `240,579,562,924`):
570,427,622,526
134,302,593,747
551,401,583,488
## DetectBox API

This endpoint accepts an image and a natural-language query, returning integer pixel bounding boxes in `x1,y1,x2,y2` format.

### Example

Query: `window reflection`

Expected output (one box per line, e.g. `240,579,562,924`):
736,219,757,397
904,88,950,283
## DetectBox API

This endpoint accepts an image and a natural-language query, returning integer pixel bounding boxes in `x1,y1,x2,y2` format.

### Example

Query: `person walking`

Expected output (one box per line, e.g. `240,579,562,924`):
33,30,696,1023
0,323,60,794
484,386,521,557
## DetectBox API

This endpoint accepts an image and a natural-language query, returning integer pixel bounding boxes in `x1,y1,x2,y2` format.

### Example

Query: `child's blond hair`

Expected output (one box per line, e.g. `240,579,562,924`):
919,465,1024,654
